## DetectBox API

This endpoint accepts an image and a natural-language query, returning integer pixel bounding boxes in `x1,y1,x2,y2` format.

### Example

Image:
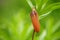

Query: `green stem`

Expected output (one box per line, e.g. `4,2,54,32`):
32,30,35,40
26,0,34,9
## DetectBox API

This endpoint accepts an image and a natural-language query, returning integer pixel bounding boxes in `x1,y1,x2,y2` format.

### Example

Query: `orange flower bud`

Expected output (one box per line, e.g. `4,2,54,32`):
30,8,40,32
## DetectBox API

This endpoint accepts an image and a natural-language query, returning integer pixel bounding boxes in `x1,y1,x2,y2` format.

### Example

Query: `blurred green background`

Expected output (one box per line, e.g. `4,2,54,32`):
0,0,60,40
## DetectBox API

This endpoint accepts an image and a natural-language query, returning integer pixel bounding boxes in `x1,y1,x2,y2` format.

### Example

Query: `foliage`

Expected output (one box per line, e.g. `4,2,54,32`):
0,0,60,40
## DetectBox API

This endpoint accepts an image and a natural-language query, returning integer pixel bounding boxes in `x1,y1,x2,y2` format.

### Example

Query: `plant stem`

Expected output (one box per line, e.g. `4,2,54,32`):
32,30,35,40
26,0,34,9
